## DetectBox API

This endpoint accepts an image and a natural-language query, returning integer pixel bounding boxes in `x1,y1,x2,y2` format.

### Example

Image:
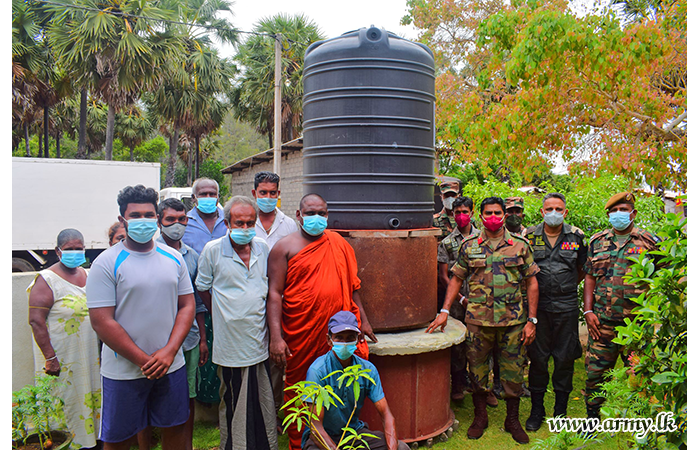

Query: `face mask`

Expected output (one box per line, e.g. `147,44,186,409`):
196,197,218,214
126,218,158,243
161,223,187,241
609,211,632,231
443,197,456,210
60,250,86,269
543,211,564,227
332,342,357,361
482,215,504,232
455,213,471,229
256,197,277,214
301,215,327,236
229,228,256,245
505,214,523,228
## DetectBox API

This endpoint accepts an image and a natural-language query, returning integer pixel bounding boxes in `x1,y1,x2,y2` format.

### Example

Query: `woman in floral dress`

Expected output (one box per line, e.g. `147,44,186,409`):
28,229,101,449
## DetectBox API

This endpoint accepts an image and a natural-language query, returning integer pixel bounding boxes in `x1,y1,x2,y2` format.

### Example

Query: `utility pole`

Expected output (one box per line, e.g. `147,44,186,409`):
273,33,282,176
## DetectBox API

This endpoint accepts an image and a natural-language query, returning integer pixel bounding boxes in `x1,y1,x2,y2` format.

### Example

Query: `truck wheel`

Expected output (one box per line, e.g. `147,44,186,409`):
12,257,35,272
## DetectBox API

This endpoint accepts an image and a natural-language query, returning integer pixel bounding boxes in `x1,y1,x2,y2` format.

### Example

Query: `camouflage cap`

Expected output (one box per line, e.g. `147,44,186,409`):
505,197,524,210
604,192,635,210
440,181,460,195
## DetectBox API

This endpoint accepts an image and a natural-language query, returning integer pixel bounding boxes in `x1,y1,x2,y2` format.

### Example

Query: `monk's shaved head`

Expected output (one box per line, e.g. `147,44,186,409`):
299,193,327,210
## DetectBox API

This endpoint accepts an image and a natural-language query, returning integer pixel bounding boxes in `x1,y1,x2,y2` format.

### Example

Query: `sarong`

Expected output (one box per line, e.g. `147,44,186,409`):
218,361,277,450
283,231,369,450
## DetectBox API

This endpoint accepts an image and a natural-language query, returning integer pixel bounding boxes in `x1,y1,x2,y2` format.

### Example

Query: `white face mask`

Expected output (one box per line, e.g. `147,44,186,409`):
443,197,456,210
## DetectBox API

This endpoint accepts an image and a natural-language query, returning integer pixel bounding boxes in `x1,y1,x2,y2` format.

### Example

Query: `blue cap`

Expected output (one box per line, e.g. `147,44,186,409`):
328,311,361,334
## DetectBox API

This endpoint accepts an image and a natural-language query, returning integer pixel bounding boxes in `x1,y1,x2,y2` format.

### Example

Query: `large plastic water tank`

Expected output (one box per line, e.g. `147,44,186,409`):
302,27,436,230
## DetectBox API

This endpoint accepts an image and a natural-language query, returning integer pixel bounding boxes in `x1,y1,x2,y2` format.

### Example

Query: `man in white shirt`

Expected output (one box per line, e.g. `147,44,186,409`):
196,196,277,450
252,171,298,249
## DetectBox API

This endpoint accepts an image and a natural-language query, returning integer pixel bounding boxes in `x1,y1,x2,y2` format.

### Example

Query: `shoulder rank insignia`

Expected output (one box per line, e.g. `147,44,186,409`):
561,242,580,251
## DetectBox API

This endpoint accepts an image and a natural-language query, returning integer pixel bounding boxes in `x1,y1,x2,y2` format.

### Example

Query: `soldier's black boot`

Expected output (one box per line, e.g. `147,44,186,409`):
553,391,569,417
505,398,530,444
525,391,546,431
586,404,600,420
467,392,489,439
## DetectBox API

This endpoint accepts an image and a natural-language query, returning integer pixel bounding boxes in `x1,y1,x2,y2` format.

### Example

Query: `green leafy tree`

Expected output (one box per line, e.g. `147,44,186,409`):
404,0,686,190
233,13,324,147
209,111,268,164
605,213,687,448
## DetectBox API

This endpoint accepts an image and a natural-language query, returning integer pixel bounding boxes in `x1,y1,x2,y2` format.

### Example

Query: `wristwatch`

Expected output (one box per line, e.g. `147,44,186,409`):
527,317,538,325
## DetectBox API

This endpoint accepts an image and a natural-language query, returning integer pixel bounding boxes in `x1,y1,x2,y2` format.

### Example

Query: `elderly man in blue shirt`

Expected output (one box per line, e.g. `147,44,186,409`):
302,311,409,450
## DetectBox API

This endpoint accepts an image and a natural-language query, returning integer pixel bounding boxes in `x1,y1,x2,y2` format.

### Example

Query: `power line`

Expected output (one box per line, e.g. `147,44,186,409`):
31,0,277,40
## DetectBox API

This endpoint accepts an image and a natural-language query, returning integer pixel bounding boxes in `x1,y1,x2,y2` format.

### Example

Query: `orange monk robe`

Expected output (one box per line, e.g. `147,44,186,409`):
282,230,369,450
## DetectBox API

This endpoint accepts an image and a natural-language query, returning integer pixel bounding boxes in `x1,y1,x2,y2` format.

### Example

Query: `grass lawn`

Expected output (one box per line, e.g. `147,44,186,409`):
141,356,623,450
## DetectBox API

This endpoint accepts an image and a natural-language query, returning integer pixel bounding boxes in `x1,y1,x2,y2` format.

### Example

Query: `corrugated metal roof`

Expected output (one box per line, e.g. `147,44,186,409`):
220,137,304,174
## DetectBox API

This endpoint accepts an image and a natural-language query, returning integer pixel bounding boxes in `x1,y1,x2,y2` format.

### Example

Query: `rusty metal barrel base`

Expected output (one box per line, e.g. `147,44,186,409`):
336,228,442,332
359,317,466,443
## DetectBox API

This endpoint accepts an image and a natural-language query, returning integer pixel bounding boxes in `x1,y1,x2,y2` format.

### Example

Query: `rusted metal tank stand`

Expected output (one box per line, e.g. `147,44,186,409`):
359,317,466,446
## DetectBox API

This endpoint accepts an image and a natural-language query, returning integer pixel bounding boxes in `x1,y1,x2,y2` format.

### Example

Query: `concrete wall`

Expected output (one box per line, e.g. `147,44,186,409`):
227,150,304,217
13,272,38,392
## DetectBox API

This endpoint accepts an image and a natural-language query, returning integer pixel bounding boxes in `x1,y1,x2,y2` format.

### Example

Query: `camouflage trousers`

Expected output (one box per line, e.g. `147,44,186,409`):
465,323,526,398
585,320,630,408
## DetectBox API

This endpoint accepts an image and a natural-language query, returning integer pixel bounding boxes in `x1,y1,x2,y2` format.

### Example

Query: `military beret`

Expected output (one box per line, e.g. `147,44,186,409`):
505,197,524,210
605,192,635,210
439,181,460,194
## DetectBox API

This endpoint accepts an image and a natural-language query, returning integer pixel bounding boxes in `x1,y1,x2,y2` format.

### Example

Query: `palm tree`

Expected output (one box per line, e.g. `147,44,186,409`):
116,104,153,161
147,0,238,186
13,0,42,156
48,0,180,160
233,14,325,147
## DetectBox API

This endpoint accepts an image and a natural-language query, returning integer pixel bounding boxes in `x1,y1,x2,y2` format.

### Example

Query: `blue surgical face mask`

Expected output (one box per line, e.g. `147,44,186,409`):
609,211,632,231
332,342,357,361
229,228,256,245
196,197,218,214
256,197,278,214
301,215,327,236
543,211,564,227
126,218,158,244
60,250,86,269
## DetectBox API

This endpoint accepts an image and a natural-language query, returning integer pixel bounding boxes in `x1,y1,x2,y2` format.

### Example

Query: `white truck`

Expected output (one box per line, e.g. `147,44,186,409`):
12,157,161,272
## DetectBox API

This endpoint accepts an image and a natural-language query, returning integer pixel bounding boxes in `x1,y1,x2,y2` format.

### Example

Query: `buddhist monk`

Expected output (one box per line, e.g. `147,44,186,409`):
267,193,377,450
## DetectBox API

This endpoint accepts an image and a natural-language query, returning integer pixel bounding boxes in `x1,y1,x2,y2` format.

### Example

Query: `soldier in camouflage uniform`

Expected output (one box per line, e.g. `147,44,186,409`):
505,197,527,236
433,181,460,240
583,192,660,419
524,193,586,431
437,196,486,402
428,197,540,444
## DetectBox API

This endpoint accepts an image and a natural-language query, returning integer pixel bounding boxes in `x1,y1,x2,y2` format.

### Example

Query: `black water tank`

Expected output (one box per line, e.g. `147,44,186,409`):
302,26,436,230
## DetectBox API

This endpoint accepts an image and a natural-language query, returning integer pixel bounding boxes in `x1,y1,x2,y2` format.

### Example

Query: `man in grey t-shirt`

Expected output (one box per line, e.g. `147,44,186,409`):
87,185,195,450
